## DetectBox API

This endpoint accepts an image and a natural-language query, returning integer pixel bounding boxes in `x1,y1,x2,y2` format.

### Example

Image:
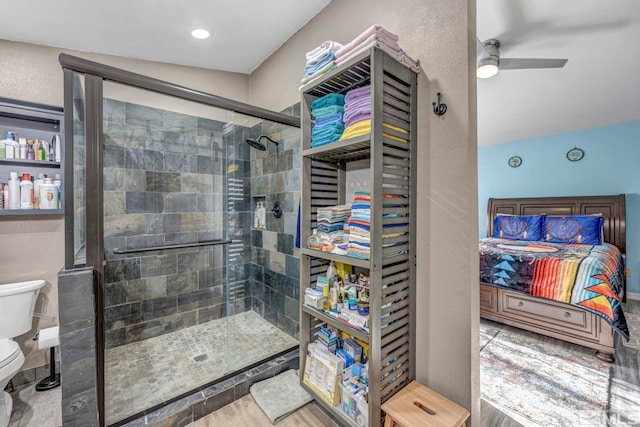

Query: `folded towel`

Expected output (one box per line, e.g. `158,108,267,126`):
336,25,399,60
311,93,346,110
344,111,371,128
312,122,345,137
305,52,336,76
339,119,409,142
306,41,343,61
300,61,336,85
311,135,342,147
336,33,400,63
345,85,372,103
312,105,344,118
314,112,344,127
337,40,422,74
340,119,372,141
343,97,371,113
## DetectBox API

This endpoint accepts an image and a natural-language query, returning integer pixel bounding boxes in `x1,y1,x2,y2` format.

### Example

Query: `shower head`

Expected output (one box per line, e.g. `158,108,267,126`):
245,135,279,151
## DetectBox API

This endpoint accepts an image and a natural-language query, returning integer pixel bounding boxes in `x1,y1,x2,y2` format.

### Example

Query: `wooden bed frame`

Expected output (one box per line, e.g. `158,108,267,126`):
480,194,626,362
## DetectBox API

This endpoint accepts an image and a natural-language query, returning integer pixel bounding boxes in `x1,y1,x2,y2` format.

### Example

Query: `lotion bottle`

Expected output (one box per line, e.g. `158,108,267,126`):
20,173,33,209
8,172,20,209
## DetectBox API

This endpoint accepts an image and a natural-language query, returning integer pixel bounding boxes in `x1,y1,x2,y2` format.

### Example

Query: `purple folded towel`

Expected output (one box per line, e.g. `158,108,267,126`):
344,111,371,128
345,85,371,103
344,97,371,112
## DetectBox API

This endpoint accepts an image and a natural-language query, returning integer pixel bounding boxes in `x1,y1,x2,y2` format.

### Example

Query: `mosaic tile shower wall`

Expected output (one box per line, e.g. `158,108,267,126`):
247,103,302,339
102,99,247,348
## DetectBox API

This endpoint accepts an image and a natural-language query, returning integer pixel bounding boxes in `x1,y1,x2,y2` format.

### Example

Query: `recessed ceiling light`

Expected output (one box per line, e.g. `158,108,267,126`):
191,28,210,39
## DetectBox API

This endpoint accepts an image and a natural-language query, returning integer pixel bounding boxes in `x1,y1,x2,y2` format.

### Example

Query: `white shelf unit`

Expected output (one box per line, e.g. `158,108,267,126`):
299,47,417,426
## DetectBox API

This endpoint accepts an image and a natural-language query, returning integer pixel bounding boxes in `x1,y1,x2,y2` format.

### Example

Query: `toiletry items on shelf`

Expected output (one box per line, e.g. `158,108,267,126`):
0,170,61,210
0,131,60,163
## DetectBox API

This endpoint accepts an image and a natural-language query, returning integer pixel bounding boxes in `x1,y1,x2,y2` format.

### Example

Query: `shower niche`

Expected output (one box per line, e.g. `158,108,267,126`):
59,55,301,426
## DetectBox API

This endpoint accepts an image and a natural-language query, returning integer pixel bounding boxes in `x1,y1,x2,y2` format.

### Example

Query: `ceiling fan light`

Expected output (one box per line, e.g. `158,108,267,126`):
477,58,499,79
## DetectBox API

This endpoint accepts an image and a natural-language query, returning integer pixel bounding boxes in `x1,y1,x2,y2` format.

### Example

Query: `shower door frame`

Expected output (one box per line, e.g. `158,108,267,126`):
60,54,299,427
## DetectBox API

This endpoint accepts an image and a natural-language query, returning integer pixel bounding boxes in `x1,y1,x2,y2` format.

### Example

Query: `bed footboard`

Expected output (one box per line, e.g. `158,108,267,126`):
480,283,615,362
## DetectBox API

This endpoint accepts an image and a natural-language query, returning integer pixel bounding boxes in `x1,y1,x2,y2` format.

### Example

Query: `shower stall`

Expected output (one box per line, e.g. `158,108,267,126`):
59,55,301,426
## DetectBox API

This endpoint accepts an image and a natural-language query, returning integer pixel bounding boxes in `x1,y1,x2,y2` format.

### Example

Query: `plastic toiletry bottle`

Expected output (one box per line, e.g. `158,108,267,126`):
34,173,45,209
53,174,62,209
258,202,266,229
20,173,34,209
40,178,58,209
0,140,5,158
41,139,49,162
1,132,17,159
53,134,61,162
8,172,20,209
18,138,27,159
26,143,35,160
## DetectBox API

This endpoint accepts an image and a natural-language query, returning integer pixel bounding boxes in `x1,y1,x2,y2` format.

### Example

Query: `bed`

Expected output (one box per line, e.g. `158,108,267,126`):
479,194,629,362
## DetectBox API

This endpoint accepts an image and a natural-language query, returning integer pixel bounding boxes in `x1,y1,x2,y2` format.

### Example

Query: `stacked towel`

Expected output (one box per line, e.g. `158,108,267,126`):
343,85,371,128
347,191,372,259
345,192,410,260
335,25,421,74
303,40,343,84
311,93,346,147
337,84,410,143
317,204,352,245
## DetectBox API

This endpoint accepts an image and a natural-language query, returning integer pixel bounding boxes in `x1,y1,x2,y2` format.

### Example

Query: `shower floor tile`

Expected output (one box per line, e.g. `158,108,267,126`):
104,310,298,425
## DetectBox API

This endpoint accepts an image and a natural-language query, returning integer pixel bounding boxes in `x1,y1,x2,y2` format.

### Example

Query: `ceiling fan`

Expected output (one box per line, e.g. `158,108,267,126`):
476,38,568,78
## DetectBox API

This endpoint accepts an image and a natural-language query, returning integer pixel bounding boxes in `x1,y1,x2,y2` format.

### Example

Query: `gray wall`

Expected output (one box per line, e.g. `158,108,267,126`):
247,104,301,339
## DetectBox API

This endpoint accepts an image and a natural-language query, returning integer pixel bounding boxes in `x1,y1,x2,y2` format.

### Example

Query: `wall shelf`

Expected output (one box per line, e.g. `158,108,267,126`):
0,98,64,217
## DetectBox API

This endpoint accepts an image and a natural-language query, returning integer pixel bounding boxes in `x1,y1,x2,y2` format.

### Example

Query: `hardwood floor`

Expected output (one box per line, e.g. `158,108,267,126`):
481,300,640,426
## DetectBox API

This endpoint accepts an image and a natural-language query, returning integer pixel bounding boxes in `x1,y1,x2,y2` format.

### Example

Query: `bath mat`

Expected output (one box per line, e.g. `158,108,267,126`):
480,321,610,426
250,369,313,424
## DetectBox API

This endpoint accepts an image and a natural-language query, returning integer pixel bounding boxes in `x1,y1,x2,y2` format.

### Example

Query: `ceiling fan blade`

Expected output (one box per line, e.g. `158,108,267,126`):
500,58,568,70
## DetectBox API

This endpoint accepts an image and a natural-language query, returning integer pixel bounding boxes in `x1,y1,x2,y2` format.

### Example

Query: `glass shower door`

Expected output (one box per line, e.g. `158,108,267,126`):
101,82,235,424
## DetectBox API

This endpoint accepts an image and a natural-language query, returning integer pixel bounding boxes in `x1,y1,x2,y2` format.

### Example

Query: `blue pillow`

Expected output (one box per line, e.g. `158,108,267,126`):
543,215,603,245
492,214,544,241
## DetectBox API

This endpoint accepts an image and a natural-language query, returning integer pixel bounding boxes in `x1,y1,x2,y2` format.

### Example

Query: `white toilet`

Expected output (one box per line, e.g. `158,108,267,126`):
0,280,45,427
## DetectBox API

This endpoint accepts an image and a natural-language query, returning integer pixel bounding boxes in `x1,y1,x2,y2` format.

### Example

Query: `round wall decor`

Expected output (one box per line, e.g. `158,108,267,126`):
508,156,522,168
566,147,584,162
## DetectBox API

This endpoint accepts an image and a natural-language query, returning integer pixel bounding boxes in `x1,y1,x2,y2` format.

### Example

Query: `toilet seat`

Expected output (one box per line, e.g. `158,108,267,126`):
0,341,20,369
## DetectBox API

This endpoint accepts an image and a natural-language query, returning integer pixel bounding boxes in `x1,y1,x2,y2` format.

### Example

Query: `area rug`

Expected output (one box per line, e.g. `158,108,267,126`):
250,369,314,424
480,322,611,427
622,312,640,350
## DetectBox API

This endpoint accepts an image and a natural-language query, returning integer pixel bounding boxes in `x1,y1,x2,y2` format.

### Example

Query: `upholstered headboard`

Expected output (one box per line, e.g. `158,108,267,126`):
487,194,626,255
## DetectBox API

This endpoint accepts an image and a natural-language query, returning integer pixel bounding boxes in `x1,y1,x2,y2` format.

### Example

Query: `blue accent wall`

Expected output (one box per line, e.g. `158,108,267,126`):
478,120,640,296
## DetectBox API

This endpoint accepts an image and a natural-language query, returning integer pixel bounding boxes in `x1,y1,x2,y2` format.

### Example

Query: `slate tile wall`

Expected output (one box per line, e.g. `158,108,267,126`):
247,104,301,339
102,99,248,348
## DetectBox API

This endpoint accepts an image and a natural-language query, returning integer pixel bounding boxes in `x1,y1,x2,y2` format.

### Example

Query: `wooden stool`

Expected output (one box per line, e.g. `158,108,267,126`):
381,381,470,427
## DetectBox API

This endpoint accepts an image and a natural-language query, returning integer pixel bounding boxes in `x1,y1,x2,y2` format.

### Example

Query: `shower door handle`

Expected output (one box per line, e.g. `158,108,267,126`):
113,239,232,254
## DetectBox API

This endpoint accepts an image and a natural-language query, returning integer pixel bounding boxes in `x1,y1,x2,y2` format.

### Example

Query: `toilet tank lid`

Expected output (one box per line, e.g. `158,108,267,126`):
0,280,45,297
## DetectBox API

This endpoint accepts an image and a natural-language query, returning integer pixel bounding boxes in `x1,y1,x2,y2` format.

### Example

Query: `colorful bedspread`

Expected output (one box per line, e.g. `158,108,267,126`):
479,238,629,340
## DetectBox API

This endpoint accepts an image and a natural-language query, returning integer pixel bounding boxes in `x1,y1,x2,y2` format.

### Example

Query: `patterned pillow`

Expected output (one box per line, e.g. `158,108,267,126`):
543,215,603,245
492,214,544,241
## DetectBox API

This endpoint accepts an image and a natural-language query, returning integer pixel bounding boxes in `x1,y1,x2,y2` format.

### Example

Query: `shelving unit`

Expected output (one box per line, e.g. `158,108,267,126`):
0,98,64,217
299,47,417,426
